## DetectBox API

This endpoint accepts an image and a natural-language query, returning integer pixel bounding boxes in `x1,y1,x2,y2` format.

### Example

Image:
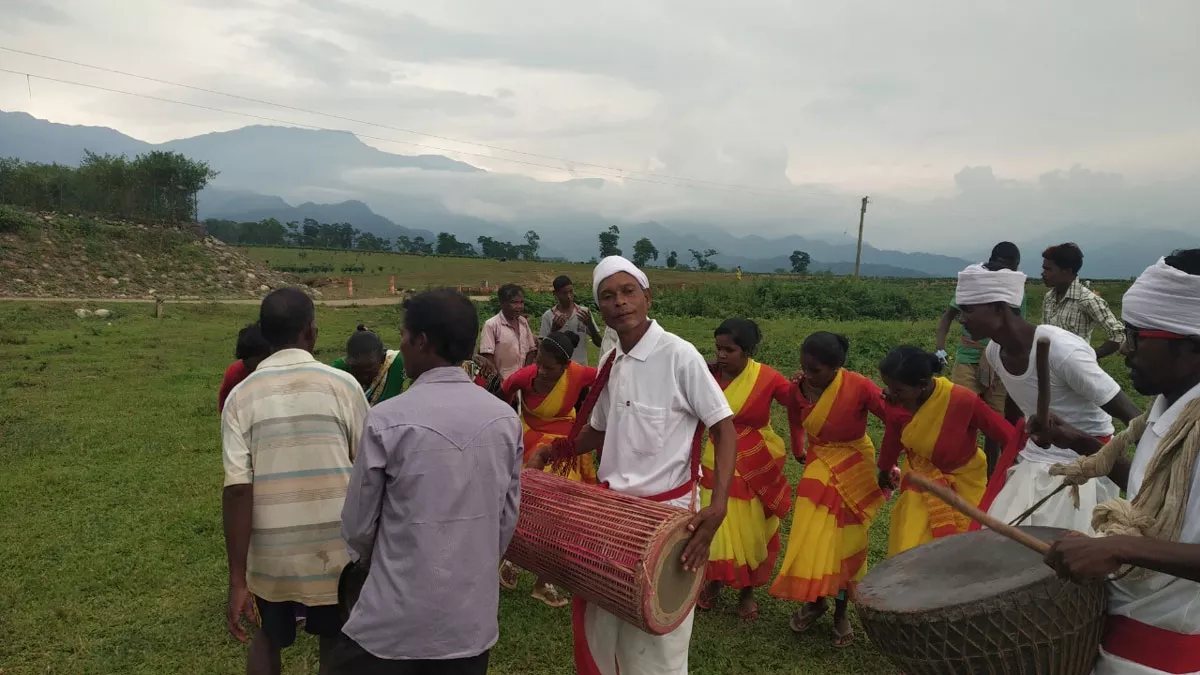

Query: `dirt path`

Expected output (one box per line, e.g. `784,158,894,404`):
0,295,492,306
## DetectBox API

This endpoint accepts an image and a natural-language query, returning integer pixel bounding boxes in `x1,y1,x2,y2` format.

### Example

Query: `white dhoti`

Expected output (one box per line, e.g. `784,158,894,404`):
987,459,1119,533
580,604,694,675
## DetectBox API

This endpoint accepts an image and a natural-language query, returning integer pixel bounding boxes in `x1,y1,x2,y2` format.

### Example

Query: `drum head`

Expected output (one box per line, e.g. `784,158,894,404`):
644,524,704,634
857,527,1066,613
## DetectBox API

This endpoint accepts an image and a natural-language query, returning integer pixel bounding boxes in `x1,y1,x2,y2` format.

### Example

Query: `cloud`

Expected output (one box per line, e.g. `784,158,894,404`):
0,0,1198,255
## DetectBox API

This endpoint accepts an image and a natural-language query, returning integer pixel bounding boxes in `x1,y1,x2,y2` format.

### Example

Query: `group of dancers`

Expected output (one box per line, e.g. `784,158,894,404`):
221,248,1199,675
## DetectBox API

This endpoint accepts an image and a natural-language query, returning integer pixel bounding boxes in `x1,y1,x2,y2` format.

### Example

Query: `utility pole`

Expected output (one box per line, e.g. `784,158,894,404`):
854,196,870,280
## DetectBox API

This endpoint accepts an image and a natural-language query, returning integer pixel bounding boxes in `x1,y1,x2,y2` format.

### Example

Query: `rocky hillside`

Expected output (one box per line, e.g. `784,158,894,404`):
0,206,305,299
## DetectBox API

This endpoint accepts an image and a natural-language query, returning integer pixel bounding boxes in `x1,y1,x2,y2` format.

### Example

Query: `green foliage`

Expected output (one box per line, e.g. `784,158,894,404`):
269,264,335,274
598,224,621,258
0,151,216,222
689,247,720,271
395,235,434,255
632,237,659,267
435,232,477,256
666,250,678,268
0,203,36,233
790,249,812,274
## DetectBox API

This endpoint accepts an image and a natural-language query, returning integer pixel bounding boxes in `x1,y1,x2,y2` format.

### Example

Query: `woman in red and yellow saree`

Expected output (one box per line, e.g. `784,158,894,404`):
769,332,887,648
876,345,1014,559
499,331,598,607
695,319,800,622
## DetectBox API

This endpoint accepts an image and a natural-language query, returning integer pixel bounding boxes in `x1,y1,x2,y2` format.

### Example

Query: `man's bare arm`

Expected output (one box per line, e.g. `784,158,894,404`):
935,307,959,354
1101,392,1141,426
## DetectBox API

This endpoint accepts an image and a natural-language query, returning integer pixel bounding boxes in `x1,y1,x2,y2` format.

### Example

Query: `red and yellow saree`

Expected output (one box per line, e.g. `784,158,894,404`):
769,369,887,603
503,361,599,483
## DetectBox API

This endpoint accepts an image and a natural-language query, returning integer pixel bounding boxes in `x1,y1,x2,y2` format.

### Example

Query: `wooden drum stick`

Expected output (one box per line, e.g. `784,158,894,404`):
907,473,1051,556
1035,336,1052,429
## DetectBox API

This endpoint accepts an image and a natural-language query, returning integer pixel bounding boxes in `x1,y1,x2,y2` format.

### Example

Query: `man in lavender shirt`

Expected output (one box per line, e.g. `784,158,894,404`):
331,289,524,675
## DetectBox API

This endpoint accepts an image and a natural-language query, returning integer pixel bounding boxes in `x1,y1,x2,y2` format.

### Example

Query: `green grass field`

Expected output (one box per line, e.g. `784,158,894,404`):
238,247,749,300
0,300,1142,675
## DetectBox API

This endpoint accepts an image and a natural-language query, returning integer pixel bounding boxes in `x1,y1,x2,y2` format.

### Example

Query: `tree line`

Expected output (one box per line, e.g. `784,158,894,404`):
597,224,810,274
202,217,543,260
0,152,216,223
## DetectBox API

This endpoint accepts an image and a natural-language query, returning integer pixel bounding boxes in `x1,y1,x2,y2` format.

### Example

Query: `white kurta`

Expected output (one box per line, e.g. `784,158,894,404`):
1094,381,1200,675
985,325,1122,532
583,320,733,675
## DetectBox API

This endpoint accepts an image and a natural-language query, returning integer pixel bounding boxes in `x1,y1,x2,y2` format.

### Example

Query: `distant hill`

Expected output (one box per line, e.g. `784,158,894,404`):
199,189,437,241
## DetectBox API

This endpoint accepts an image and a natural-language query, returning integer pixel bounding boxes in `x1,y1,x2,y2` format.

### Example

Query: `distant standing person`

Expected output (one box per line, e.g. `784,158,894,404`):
221,288,369,675
218,323,272,412
1040,243,1125,359
331,325,405,405
333,289,523,675
539,275,602,365
934,241,1024,474
478,283,537,381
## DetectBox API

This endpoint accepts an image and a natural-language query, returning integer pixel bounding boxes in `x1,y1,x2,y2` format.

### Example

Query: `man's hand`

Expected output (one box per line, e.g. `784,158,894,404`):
1028,412,1084,450
1044,531,1127,582
681,504,726,572
473,355,496,378
226,582,256,644
525,445,551,471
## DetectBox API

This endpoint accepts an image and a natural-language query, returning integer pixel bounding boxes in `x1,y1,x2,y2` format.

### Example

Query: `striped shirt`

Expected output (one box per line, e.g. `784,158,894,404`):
222,348,369,606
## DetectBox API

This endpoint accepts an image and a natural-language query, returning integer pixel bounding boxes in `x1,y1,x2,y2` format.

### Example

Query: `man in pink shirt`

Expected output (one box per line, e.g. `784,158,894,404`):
478,283,537,381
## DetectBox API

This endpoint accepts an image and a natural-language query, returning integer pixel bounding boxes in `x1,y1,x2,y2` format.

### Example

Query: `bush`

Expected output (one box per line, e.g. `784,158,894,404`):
0,204,36,233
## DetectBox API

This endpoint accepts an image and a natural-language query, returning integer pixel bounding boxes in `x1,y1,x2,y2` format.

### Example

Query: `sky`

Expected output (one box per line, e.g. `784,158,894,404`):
1,0,1198,253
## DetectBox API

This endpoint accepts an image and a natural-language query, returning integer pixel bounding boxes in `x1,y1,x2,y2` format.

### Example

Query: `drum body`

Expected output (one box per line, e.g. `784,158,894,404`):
856,526,1107,675
506,470,703,635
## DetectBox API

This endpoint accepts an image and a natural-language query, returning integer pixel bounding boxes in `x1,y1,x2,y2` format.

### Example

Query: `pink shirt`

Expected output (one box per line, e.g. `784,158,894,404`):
479,313,536,381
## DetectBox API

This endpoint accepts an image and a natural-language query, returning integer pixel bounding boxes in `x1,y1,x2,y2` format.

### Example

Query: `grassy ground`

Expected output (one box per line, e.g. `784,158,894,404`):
237,247,749,300
0,301,1141,674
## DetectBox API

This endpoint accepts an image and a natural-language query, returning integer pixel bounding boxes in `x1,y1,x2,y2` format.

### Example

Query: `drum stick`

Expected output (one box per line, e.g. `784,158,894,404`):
907,473,1051,556
1035,336,1051,430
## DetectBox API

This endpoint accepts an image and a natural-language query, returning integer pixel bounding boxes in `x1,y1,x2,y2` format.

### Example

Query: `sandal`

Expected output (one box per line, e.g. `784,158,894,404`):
531,583,569,608
789,603,827,633
832,619,855,648
499,561,519,590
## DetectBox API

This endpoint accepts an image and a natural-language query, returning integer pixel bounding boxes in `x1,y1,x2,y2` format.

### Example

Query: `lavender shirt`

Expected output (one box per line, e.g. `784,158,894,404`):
341,366,523,660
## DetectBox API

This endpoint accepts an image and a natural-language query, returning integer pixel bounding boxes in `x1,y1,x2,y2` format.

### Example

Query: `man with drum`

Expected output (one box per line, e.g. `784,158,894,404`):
528,255,738,675
953,263,1140,533
1040,249,1200,675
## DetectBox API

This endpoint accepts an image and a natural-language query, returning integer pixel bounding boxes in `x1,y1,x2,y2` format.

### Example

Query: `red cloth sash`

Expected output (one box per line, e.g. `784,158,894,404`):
1104,615,1200,673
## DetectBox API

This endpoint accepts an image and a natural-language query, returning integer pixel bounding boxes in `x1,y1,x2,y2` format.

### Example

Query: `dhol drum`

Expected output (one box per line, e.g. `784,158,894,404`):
506,470,703,635
856,526,1107,675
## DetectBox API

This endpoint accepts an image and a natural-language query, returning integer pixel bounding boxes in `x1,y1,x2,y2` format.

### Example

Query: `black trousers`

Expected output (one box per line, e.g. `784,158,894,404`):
328,634,490,675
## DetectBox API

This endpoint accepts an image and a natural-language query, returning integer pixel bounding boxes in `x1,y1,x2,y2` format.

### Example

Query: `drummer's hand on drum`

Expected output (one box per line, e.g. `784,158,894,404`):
681,504,727,572
1045,531,1125,581
525,445,551,471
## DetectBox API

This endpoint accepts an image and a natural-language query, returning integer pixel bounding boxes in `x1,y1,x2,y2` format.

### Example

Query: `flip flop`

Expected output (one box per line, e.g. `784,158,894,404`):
789,604,826,633
531,583,569,608
696,585,721,611
498,561,520,590
832,621,855,648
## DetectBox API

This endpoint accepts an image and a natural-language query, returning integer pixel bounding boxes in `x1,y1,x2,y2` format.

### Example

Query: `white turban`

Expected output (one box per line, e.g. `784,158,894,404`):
955,263,1027,308
592,255,649,299
1123,257,1200,337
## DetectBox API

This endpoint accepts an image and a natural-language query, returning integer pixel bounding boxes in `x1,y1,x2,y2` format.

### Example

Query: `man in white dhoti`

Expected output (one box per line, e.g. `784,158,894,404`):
1042,249,1200,674
529,255,737,675
953,263,1140,533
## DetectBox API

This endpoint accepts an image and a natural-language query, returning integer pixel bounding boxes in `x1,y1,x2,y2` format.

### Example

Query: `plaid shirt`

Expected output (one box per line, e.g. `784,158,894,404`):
1043,279,1125,345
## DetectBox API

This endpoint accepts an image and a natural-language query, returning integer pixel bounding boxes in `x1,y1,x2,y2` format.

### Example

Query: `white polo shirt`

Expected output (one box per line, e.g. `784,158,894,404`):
589,321,733,506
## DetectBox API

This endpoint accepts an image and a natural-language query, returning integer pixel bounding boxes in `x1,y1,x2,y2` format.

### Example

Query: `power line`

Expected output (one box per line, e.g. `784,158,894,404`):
0,66,788,196
0,45,799,195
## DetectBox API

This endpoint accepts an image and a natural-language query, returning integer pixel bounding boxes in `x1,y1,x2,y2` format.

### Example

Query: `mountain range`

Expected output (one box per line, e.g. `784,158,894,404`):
4,109,1192,277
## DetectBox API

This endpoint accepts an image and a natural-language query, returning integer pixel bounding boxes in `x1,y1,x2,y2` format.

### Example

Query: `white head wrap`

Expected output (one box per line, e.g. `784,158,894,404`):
592,255,649,299
1122,257,1200,337
955,263,1027,308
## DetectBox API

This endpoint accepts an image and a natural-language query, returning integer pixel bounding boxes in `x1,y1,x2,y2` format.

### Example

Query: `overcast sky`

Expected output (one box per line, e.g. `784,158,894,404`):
2,0,1198,251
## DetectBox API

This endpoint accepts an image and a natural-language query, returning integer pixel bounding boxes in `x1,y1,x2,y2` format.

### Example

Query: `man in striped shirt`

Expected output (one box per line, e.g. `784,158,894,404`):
222,288,369,675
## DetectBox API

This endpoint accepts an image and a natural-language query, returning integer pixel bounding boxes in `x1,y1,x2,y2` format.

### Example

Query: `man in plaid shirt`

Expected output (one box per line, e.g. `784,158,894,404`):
1041,243,1125,359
